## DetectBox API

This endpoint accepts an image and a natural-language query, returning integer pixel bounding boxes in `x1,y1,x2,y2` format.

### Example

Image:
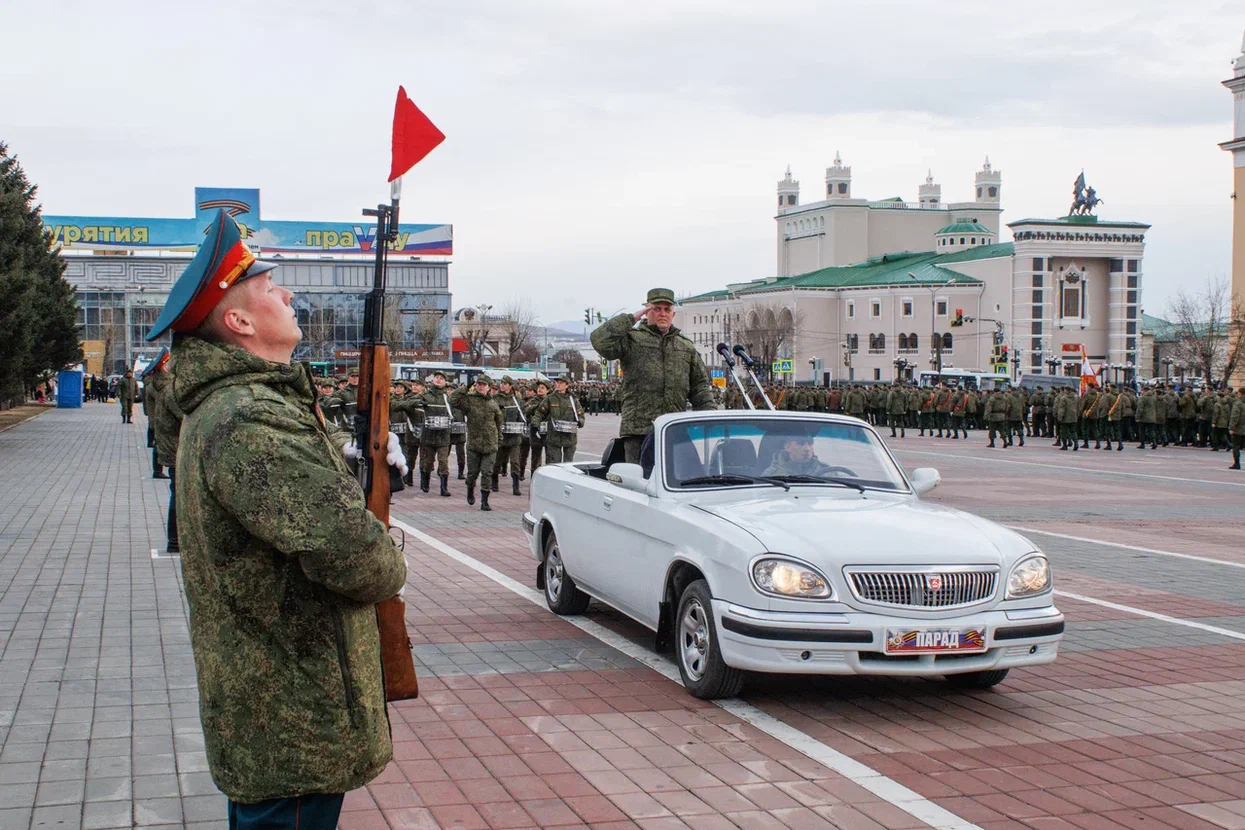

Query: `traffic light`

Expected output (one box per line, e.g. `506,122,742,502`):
584,308,592,325
998,345,1009,364
951,308,964,327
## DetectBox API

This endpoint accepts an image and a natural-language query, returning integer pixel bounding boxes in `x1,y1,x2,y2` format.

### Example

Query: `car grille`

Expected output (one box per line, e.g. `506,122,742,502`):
847,569,997,610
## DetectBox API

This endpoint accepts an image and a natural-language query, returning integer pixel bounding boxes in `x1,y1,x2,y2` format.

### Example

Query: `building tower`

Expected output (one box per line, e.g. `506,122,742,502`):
1222,30,1245,386
975,156,1002,204
825,152,852,200
777,166,800,212
918,169,941,207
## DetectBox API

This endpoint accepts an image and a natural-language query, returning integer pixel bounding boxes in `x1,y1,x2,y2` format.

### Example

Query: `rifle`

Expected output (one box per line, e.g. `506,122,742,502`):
357,178,419,702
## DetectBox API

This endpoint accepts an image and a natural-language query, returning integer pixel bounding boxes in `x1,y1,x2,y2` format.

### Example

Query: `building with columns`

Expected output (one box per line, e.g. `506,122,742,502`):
677,156,1150,384
1222,31,1245,387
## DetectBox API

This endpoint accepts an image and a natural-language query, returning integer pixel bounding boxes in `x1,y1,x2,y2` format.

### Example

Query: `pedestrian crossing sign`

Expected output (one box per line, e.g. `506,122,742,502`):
772,359,794,374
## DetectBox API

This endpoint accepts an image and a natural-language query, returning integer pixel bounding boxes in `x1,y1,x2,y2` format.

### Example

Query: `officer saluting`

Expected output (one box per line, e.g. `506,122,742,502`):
145,211,407,829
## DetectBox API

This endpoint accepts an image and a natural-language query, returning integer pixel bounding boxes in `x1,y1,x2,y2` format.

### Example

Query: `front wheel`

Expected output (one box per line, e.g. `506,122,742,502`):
675,579,744,699
543,531,590,615
944,668,1009,690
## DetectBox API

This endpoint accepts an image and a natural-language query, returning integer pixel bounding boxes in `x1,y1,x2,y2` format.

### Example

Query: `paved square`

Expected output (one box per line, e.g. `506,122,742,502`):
3,404,1245,829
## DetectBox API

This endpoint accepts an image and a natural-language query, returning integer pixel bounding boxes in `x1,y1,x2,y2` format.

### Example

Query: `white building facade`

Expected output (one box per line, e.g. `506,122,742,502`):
677,156,1149,384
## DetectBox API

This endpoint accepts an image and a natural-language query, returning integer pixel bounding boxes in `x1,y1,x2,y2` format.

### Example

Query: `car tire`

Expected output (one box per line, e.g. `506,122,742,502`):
944,668,1009,690
675,579,744,700
542,531,590,616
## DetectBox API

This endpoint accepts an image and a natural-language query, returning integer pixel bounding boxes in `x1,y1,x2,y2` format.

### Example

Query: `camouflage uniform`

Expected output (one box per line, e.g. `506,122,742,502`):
590,311,715,463
526,385,548,475
531,385,585,464
1229,390,1244,469
450,384,468,479
118,373,138,423
171,337,405,803
491,379,527,494
449,383,502,509
151,366,183,552
144,370,170,477
1136,388,1158,449
417,378,454,495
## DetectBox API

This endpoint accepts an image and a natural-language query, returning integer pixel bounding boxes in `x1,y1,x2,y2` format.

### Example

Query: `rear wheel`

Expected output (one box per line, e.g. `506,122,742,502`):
944,668,1009,690
675,579,744,700
543,531,590,615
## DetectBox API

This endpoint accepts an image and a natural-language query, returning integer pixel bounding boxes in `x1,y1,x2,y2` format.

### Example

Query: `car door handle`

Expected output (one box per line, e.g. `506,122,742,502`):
563,486,572,499
603,497,613,511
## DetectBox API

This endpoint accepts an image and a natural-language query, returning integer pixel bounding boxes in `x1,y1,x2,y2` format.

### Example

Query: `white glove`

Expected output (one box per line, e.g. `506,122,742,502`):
342,440,362,462
386,432,409,476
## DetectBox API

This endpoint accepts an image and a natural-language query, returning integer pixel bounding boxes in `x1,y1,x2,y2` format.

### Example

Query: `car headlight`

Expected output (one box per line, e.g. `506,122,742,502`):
1007,555,1051,598
751,558,832,599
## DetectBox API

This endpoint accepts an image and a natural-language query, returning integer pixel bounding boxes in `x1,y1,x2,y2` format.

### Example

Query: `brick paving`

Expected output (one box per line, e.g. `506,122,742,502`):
4,405,1245,829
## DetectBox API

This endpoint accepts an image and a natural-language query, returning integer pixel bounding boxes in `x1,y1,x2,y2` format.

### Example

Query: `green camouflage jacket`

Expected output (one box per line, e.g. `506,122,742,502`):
1136,390,1158,423
149,371,182,468
143,372,164,417
590,313,714,436
497,391,527,447
171,337,406,803
119,376,138,403
417,386,454,447
1230,396,1245,435
448,387,502,454
531,391,585,449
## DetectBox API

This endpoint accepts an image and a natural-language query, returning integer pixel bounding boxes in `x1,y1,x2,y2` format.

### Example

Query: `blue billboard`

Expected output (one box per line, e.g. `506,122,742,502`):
42,187,452,256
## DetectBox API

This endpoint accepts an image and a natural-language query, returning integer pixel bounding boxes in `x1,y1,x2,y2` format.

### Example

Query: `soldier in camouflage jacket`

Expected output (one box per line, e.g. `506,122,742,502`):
171,336,406,806
449,377,503,510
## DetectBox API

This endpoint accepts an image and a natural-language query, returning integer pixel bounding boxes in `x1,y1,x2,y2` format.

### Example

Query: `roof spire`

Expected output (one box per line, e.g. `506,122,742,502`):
833,150,842,166
982,155,992,171
926,169,934,184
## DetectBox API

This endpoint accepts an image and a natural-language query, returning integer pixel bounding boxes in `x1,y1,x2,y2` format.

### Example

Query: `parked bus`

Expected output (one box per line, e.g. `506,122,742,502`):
917,369,1011,390
391,363,550,387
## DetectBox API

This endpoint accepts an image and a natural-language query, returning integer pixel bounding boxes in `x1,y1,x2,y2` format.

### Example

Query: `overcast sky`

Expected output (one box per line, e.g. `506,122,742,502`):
3,0,1241,326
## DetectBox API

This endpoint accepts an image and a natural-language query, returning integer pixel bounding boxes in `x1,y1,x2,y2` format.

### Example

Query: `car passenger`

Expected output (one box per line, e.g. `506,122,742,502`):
761,433,834,477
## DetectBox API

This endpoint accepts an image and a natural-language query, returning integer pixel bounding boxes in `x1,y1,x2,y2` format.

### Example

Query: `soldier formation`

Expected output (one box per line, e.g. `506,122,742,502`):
721,379,1245,469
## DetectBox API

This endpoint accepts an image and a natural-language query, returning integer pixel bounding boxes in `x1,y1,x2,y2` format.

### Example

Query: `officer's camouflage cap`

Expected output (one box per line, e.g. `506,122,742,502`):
646,288,676,304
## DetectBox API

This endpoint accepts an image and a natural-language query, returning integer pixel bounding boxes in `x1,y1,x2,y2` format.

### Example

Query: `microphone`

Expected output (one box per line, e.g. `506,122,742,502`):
716,342,736,367
732,344,755,368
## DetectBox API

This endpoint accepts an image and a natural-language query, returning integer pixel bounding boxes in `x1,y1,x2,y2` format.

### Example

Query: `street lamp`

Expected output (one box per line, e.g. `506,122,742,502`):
1044,353,1060,376
1124,361,1135,385
1110,362,1121,384
1161,356,1173,380
893,356,910,381
1011,348,1021,380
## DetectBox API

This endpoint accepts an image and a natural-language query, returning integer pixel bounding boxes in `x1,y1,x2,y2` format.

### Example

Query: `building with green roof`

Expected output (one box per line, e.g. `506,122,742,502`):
677,161,1150,384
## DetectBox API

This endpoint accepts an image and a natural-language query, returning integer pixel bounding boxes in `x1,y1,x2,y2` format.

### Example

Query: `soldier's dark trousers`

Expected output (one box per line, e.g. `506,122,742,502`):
493,444,520,481
1138,423,1157,448
1232,435,1243,468
1008,420,1023,446
227,793,344,830
530,444,545,474
454,442,466,478
1213,427,1229,450
518,441,530,478
951,415,966,438
988,423,1005,446
419,444,451,477
888,414,905,438
466,449,497,485
545,444,577,464
1199,420,1212,447
623,435,647,465
166,468,178,553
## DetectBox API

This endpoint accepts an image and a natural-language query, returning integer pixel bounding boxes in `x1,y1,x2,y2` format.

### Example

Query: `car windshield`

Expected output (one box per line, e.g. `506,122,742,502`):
662,417,908,492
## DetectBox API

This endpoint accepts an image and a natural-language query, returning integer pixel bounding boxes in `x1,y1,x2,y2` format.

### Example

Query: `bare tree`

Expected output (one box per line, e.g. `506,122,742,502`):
1166,277,1244,386
100,314,125,375
585,359,601,380
382,300,408,348
459,306,493,367
300,306,337,362
736,301,802,381
510,342,540,365
552,348,585,380
500,297,539,364
408,296,446,352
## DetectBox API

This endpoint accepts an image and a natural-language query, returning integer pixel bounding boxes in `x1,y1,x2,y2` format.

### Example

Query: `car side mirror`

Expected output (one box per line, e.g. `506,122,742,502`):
607,463,648,493
910,467,940,495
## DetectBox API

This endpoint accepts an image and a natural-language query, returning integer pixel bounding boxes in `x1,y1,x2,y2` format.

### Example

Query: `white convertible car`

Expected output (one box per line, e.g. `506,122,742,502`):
521,410,1063,699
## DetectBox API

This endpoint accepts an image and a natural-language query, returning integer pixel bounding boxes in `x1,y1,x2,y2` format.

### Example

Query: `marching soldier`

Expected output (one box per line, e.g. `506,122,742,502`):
418,371,454,496
1136,386,1158,449
934,382,953,438
519,383,540,477
1213,389,1232,451
450,380,468,479
522,380,547,472
532,376,585,464
1093,385,1116,450
886,383,906,438
450,376,503,510
492,376,527,495
1197,387,1216,448
1055,387,1077,450
1229,388,1244,470
151,348,182,553
388,380,417,487
950,384,968,439
1107,383,1128,451
118,368,139,424
985,389,1007,448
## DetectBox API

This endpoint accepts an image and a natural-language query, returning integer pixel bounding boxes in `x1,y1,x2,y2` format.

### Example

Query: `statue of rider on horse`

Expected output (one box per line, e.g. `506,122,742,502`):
1069,172,1103,216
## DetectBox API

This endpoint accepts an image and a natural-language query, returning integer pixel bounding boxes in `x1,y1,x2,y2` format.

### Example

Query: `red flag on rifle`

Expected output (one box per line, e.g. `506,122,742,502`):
388,86,445,182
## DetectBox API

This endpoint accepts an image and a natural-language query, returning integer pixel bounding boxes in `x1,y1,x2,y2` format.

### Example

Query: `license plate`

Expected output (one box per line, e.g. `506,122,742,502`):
884,628,986,654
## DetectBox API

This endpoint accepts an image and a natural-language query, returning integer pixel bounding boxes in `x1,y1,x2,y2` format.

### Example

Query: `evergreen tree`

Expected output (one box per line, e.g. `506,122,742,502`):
0,142,81,403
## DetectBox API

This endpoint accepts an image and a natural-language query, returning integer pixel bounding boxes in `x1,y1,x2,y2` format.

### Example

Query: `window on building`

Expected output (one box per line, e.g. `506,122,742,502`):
1062,282,1081,318
988,186,997,197
1127,290,1137,305
898,333,909,350
901,299,913,317
848,334,859,352
838,183,848,194
1032,353,1042,369
1109,259,1124,272
827,185,833,197
1128,306,1137,319
977,187,983,198
778,195,783,207
1033,258,1044,272
971,237,977,245
942,333,953,352
936,299,948,316
1126,321,1137,335
1127,275,1138,289
870,300,881,318
1032,289,1043,304
874,368,881,381
1031,321,1042,334
1127,260,1138,273
960,237,966,245
876,333,885,350
846,301,855,319
1033,275,1043,288
787,194,796,205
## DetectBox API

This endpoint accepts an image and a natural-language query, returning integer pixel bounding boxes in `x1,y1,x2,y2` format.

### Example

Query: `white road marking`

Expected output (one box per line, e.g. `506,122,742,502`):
1009,526,1245,570
390,516,982,830
1054,590,1245,642
893,447,1245,488
150,548,179,559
